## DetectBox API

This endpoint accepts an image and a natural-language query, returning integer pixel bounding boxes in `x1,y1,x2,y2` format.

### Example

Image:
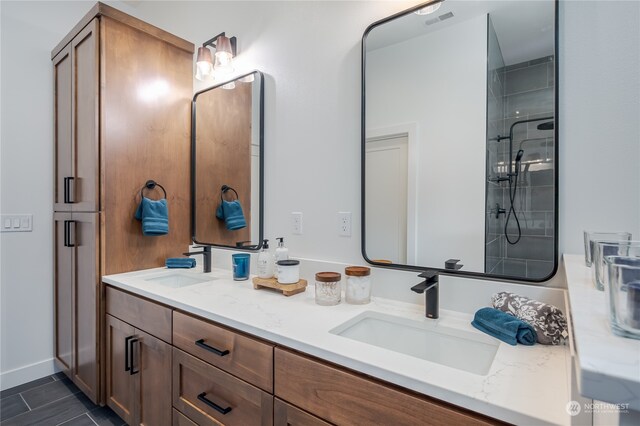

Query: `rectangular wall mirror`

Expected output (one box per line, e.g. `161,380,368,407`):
362,1,558,281
192,70,264,249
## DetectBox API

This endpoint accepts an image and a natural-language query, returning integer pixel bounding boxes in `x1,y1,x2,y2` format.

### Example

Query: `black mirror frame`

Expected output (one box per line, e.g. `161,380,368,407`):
191,70,265,252
360,1,559,282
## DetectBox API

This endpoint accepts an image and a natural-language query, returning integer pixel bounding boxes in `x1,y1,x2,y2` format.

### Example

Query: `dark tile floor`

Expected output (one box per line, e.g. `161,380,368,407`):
0,373,125,426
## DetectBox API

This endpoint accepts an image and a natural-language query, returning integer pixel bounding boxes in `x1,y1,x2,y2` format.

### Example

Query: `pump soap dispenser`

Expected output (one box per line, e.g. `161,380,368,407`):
257,239,274,279
274,237,289,278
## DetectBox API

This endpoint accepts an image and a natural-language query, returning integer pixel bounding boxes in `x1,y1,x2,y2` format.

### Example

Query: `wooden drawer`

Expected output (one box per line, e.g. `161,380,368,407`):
105,286,172,343
172,409,198,426
274,398,331,426
173,348,273,426
274,348,500,426
173,310,274,391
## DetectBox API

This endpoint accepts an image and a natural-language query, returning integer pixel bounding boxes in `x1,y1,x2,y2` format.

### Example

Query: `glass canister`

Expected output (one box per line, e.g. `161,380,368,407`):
345,266,371,304
605,255,640,339
315,272,341,306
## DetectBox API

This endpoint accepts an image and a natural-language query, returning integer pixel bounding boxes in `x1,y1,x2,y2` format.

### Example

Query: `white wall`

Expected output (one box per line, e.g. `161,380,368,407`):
366,14,487,270
1,0,639,389
558,0,640,254
0,0,136,391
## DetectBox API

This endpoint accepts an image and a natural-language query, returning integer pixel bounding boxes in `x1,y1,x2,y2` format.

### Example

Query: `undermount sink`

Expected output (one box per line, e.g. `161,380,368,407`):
330,311,499,375
144,272,212,288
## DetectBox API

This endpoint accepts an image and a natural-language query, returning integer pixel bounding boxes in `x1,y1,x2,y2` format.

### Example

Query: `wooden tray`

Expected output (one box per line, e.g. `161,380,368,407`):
252,277,307,297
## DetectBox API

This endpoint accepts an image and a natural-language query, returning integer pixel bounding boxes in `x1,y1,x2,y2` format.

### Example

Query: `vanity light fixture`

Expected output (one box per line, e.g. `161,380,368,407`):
414,0,444,16
195,32,237,81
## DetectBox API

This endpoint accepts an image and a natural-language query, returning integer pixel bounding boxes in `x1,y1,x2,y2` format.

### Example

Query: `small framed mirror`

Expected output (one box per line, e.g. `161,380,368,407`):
192,70,264,250
362,1,558,281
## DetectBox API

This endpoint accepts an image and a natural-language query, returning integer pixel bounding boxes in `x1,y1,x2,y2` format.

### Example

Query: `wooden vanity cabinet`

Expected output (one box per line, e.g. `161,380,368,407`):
274,398,331,426
172,311,274,425
105,288,173,426
102,287,501,425
274,348,501,426
52,2,193,404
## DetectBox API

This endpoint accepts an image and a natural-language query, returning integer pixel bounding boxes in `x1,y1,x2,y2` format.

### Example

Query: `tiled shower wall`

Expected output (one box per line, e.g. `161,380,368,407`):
486,54,556,279
485,16,506,275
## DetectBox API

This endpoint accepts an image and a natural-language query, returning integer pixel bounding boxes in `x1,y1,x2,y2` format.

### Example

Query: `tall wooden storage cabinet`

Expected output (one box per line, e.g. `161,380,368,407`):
52,2,194,404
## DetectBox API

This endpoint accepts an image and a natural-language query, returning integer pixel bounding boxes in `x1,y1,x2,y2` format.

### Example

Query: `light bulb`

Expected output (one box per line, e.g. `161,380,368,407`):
414,2,442,15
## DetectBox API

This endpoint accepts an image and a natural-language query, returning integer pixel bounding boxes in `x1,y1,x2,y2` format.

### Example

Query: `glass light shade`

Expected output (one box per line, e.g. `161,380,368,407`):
214,55,234,75
213,35,234,74
195,47,214,81
215,35,233,59
414,2,442,15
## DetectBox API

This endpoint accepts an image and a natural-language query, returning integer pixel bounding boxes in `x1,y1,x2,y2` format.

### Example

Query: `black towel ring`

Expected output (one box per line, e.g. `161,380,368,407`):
141,180,167,199
220,185,239,201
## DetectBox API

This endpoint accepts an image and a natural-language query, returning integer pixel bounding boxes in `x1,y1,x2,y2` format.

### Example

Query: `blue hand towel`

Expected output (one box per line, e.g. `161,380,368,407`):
135,197,169,236
471,307,537,346
215,200,247,230
165,258,196,268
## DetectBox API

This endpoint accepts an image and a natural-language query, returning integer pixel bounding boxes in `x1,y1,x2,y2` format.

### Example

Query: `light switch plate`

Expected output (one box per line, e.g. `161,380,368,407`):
1,214,33,232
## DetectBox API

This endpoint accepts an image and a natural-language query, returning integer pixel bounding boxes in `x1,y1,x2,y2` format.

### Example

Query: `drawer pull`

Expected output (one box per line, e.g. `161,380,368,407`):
197,392,232,415
195,339,230,356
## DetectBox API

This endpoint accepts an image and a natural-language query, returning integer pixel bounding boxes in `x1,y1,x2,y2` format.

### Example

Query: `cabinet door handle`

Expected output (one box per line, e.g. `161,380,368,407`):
195,339,229,356
63,220,76,247
64,220,69,247
124,335,134,372
197,392,232,415
63,177,75,203
129,338,139,375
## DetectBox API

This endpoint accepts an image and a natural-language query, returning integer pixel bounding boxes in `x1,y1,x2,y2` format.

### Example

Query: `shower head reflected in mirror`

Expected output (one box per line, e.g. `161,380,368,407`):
537,121,554,130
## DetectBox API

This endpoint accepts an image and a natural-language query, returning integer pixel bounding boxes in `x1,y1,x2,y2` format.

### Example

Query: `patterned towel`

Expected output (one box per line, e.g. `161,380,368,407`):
491,292,568,345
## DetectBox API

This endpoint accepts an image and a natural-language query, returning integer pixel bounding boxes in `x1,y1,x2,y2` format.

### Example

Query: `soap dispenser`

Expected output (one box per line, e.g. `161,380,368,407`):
257,239,273,279
274,237,289,278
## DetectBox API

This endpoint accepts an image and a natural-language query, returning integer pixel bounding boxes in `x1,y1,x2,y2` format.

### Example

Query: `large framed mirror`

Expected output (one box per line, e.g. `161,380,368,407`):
192,70,264,249
362,1,558,281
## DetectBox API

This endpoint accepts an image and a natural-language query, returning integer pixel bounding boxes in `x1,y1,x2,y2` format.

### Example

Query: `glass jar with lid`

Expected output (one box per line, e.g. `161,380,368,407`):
315,272,342,306
345,266,371,304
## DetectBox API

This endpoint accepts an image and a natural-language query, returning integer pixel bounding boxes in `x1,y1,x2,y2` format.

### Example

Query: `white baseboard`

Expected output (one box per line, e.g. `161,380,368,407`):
0,358,59,391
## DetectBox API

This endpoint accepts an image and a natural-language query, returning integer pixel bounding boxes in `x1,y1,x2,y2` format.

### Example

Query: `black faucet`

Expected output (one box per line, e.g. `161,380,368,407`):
183,245,212,273
411,271,439,319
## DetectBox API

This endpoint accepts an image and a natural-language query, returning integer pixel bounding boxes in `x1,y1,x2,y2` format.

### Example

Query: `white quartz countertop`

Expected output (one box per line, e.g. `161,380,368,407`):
564,254,640,409
103,266,572,425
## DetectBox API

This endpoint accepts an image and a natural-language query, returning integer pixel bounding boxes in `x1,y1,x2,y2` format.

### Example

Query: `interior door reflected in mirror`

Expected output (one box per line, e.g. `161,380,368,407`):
362,1,558,281
192,71,264,249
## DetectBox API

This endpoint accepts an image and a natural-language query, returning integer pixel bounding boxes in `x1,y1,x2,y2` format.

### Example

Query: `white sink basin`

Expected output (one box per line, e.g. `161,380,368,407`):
144,272,212,288
330,311,499,375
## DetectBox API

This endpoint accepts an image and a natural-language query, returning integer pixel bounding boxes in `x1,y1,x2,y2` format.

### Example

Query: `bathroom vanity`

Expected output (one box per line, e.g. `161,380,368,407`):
103,266,574,425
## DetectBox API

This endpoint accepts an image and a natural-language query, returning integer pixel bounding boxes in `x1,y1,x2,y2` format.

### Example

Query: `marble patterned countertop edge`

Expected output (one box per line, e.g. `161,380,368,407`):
103,266,572,425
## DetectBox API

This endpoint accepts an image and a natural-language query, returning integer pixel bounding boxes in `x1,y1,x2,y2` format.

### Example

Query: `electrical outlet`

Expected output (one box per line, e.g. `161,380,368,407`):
291,212,303,235
338,212,351,237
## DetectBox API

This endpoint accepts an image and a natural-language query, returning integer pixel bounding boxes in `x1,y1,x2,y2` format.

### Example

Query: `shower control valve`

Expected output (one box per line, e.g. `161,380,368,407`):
493,203,506,218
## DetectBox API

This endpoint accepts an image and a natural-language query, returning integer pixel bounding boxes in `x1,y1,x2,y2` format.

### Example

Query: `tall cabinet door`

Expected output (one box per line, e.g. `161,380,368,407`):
53,47,73,211
135,329,172,426
71,18,100,212
54,213,74,372
106,315,136,425
72,212,100,402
